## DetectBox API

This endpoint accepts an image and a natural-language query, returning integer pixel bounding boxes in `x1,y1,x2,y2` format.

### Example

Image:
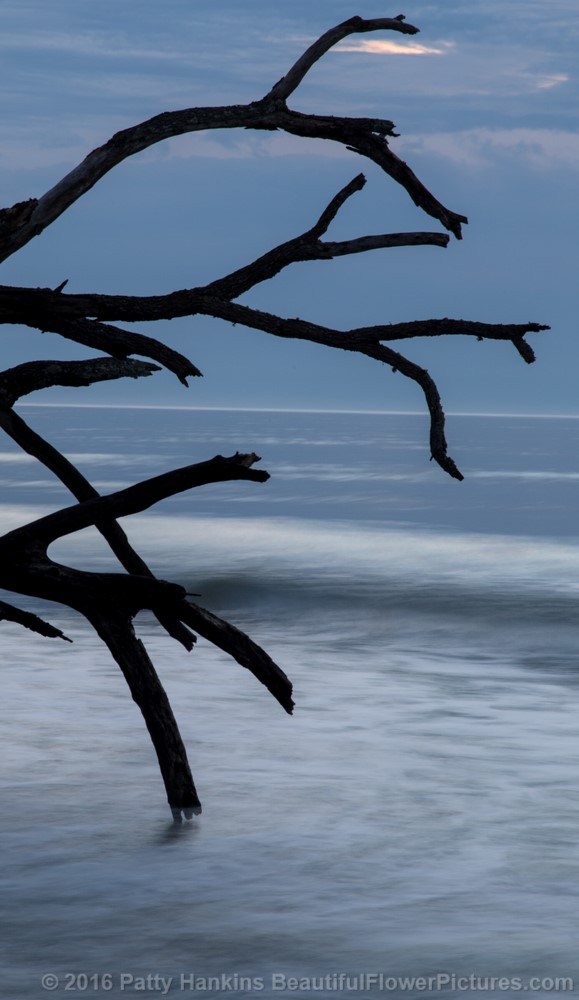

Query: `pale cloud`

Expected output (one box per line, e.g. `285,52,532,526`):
535,73,569,90
0,119,126,172
399,128,579,170
0,116,351,173
0,30,182,63
166,134,256,161
335,39,452,57
506,68,570,93
0,142,86,171
165,131,350,161
8,123,579,176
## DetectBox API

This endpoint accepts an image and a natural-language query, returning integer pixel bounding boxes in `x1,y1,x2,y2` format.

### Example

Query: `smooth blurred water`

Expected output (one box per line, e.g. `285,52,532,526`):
2,406,579,998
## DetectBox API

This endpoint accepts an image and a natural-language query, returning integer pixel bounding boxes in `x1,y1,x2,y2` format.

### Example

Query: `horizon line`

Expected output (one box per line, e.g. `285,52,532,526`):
15,403,579,419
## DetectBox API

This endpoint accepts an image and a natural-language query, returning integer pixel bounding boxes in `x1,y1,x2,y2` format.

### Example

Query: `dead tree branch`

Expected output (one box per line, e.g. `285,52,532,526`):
0,448,291,817
0,356,198,649
0,14,550,818
0,408,197,652
265,15,419,102
0,355,293,816
177,601,295,715
0,172,546,479
87,608,202,819
0,357,160,406
185,298,548,479
12,453,269,547
0,599,71,642
0,446,291,711
0,14,466,263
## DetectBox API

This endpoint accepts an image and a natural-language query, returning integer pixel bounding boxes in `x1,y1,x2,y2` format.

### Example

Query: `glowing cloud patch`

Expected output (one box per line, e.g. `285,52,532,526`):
536,73,568,90
335,39,451,56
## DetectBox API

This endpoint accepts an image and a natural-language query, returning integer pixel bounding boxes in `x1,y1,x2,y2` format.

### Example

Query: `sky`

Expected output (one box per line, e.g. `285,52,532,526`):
0,0,577,414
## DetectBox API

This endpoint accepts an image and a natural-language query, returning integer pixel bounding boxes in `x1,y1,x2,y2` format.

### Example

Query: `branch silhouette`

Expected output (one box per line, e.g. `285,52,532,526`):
0,14,549,818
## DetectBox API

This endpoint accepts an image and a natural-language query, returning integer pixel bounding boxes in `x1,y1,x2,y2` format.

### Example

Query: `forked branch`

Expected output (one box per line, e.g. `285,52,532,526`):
11,452,269,548
0,13,551,820
0,13,466,264
0,438,292,817
0,169,548,478
266,15,419,102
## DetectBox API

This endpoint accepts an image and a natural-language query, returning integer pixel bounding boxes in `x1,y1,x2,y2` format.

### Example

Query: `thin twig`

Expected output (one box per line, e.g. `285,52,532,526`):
4,453,269,548
265,15,420,102
0,599,72,641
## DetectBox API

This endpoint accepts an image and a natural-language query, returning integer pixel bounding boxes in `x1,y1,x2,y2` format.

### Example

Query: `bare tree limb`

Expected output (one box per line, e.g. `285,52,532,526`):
346,317,549,358
0,13,553,819
322,232,449,257
0,171,449,319
193,298,547,360
273,110,468,238
0,14,468,261
0,357,160,407
0,510,204,819
178,297,548,478
0,105,272,264
191,299,464,477
178,601,294,714
0,460,290,818
0,157,546,485
265,15,419,102
0,356,197,648
87,608,202,819
0,355,198,649
358,340,463,480
0,358,291,704
0,599,71,642
0,534,292,819
0,433,293,712
0,299,542,484
0,538,293,716
203,173,450,300
36,318,201,385
0,289,202,381
312,172,367,233
0,406,197,651
0,546,293,715
3,453,269,550
0,287,545,354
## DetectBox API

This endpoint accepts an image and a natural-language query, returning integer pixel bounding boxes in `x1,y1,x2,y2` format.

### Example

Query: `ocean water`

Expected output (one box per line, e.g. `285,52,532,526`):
2,405,579,998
